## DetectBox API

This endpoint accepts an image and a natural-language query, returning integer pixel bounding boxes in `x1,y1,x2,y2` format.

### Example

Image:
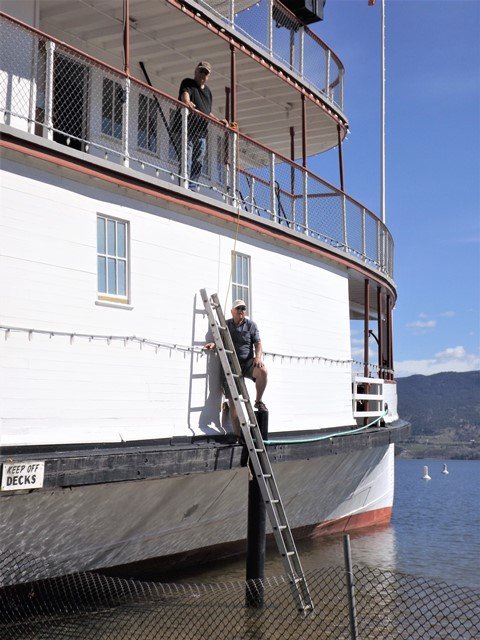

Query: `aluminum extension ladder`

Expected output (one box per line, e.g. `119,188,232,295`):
200,289,313,614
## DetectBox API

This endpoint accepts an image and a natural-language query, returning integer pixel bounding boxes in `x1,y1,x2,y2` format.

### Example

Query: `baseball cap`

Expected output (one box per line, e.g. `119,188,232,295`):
232,299,247,309
196,61,212,73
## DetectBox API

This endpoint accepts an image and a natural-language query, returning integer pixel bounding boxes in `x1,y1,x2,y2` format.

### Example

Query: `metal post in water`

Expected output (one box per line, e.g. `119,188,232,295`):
245,410,268,609
343,534,358,640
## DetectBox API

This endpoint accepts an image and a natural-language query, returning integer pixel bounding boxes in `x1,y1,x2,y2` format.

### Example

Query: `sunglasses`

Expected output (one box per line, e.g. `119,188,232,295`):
236,306,246,311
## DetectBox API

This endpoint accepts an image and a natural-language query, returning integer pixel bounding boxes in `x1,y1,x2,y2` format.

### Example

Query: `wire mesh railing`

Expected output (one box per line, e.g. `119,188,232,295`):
194,0,344,107
0,549,478,639
0,12,393,278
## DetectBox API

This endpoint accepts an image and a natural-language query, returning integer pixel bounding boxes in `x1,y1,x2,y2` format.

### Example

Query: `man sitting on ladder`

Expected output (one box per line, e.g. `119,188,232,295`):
205,299,268,436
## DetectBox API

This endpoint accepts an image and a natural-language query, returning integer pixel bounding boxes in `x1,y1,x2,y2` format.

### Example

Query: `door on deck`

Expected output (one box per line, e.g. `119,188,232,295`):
52,54,88,151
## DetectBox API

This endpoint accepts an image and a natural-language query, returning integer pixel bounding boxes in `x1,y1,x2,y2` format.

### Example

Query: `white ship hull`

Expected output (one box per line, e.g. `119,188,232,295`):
0,443,394,586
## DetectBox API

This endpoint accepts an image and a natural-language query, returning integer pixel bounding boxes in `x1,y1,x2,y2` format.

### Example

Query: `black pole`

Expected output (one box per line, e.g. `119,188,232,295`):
245,410,268,608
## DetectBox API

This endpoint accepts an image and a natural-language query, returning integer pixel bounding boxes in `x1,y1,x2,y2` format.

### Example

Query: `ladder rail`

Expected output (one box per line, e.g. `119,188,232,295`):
200,289,314,613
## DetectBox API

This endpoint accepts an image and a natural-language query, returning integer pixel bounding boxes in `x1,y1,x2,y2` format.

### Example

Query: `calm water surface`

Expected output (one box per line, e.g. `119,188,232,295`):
173,458,480,589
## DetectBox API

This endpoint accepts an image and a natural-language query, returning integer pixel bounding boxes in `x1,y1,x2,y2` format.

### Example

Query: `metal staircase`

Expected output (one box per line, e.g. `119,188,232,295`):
200,289,313,613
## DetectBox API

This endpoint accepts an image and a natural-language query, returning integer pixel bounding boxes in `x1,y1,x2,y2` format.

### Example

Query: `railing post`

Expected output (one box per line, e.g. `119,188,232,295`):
302,169,308,234
229,0,235,28
342,194,348,251
181,106,189,189
325,49,331,100
28,34,39,134
44,39,55,141
361,208,366,261
267,0,273,57
339,68,344,110
376,219,381,268
289,29,295,72
299,27,304,78
250,176,256,215
122,77,130,167
230,129,238,207
270,152,277,222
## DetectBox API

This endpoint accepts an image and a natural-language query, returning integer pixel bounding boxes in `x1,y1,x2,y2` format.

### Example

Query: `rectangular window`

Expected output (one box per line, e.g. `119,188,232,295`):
97,215,128,301
232,252,251,311
138,93,158,153
101,78,123,139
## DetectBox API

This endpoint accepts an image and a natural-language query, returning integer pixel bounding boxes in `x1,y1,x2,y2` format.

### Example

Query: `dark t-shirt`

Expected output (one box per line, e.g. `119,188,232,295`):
179,78,212,137
226,318,260,364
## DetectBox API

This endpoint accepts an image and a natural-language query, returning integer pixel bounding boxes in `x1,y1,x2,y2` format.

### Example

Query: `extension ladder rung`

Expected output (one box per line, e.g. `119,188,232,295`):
200,288,313,614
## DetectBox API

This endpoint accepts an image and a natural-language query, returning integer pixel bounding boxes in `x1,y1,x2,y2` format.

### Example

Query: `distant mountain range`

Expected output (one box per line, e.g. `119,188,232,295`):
397,370,479,435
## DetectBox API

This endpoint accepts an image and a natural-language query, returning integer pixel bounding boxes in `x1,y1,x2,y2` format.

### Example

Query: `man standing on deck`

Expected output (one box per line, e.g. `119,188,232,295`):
205,299,268,436
178,61,226,190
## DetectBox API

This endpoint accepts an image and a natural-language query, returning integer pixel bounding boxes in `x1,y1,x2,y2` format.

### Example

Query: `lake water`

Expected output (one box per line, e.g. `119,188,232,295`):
173,458,480,590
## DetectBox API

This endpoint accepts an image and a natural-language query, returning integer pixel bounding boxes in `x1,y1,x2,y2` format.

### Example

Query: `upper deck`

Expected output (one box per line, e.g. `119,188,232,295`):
1,0,345,158
0,5,394,287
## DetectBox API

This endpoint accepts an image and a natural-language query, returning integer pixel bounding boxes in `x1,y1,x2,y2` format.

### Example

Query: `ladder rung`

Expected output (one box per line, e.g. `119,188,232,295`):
293,577,304,584
285,551,296,557
262,474,272,479
254,448,264,453
270,499,280,504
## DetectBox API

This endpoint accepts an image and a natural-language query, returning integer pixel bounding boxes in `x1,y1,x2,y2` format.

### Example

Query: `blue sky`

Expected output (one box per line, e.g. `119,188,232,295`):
310,0,480,377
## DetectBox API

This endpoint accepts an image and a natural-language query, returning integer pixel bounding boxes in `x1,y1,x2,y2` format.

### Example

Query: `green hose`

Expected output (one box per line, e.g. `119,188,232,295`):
263,411,388,446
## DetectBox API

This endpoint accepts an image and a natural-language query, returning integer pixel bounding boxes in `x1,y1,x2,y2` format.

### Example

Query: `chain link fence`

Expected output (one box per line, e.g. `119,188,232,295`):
0,548,478,640
0,13,392,278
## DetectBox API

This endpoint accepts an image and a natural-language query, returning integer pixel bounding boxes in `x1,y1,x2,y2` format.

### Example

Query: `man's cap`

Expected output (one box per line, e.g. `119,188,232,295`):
232,299,247,309
196,61,212,73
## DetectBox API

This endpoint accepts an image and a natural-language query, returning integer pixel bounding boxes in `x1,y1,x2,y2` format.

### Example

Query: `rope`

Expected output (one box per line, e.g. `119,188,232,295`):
263,411,388,445
223,121,242,312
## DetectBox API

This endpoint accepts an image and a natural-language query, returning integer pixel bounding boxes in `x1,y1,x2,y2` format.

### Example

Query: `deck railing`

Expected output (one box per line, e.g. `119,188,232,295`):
0,13,393,278
194,0,344,108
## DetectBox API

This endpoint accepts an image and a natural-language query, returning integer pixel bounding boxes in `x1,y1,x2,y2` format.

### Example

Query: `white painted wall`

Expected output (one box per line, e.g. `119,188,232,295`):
0,157,355,446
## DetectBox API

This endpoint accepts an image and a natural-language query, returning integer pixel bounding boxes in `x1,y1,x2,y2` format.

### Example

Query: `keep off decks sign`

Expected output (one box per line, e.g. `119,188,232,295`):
1,461,45,490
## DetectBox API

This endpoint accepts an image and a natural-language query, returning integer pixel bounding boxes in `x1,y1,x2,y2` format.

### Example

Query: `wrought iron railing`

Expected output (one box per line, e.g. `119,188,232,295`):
194,0,344,108
0,13,393,278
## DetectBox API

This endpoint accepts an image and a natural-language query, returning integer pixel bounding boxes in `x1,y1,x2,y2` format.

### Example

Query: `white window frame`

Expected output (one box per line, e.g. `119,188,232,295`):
97,214,129,303
231,251,251,313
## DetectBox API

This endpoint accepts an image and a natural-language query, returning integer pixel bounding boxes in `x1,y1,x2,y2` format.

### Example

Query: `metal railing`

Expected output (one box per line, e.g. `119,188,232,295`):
0,13,393,278
194,0,344,108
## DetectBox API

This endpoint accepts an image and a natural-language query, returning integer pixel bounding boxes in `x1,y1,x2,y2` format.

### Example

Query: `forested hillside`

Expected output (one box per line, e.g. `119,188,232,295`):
396,370,479,459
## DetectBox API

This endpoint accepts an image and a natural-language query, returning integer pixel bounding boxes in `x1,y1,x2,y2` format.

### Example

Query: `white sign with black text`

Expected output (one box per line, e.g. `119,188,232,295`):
1,461,45,491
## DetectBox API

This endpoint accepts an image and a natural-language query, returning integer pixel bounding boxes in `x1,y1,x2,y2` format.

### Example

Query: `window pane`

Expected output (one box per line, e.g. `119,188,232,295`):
107,257,117,294
101,78,113,136
243,256,249,285
118,260,126,296
236,254,241,283
97,256,106,292
138,94,147,148
148,98,157,152
117,222,126,258
97,217,105,253
107,219,116,255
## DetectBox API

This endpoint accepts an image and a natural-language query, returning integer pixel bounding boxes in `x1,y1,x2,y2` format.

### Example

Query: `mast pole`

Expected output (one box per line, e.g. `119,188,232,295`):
380,0,386,223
